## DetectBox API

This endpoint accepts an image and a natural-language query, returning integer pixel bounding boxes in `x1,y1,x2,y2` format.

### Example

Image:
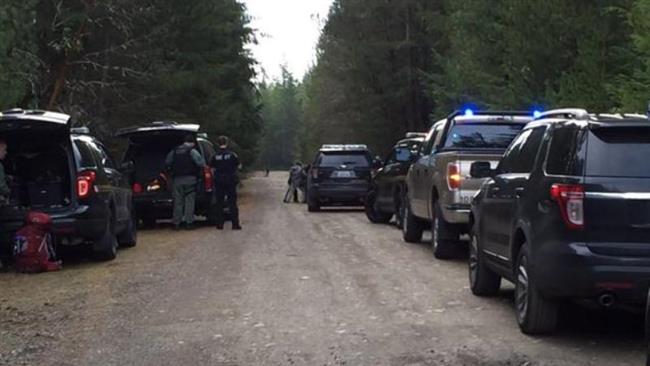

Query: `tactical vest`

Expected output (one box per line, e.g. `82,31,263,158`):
172,147,198,177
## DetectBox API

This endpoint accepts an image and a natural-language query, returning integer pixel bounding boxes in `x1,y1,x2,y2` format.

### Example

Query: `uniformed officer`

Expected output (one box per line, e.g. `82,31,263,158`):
0,139,9,204
211,136,241,230
165,135,206,230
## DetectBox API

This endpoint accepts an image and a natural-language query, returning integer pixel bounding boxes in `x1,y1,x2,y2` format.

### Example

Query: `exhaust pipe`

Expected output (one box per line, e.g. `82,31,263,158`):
598,293,616,308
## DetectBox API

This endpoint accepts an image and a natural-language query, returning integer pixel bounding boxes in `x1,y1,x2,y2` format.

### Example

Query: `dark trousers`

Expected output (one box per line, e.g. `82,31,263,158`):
215,183,239,226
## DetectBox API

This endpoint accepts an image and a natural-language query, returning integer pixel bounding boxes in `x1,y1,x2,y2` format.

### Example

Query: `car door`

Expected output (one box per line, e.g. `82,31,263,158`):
93,141,131,223
421,122,445,218
376,149,398,210
480,130,526,257
489,127,546,259
410,131,434,216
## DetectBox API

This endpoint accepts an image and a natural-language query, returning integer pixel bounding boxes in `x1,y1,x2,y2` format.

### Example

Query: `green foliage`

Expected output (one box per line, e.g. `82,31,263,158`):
302,0,648,158
0,0,261,165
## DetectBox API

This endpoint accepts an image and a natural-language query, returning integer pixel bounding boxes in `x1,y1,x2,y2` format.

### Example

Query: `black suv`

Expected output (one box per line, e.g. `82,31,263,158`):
468,108,650,334
307,145,374,212
0,109,136,261
365,133,426,225
117,122,217,226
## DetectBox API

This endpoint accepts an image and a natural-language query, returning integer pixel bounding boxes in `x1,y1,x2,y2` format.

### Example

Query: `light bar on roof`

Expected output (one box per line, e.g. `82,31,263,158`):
321,144,368,151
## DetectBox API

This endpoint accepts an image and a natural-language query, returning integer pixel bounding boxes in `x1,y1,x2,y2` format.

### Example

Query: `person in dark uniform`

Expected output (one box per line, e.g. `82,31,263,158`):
165,135,206,230
211,135,241,230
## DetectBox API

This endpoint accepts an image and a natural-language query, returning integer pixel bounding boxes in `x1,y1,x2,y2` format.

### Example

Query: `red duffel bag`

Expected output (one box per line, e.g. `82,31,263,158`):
13,212,62,273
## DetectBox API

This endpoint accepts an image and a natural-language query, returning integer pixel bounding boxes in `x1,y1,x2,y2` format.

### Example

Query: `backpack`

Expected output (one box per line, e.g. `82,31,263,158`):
13,212,62,273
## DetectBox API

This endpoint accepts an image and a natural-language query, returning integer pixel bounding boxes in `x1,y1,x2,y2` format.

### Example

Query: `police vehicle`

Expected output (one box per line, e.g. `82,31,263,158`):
0,109,136,261
117,122,217,226
306,144,375,212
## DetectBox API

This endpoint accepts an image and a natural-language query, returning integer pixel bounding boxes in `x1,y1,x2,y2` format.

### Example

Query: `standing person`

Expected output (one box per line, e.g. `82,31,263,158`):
211,136,241,230
284,162,302,203
165,135,206,231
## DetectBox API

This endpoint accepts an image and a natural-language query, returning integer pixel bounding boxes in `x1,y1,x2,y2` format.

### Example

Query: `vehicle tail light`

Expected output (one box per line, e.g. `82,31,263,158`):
77,170,97,199
311,168,319,179
550,184,584,230
203,167,214,193
132,183,143,194
447,163,462,190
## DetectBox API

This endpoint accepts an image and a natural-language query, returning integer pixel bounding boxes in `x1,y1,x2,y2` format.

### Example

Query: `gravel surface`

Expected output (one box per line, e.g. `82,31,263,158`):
0,172,645,365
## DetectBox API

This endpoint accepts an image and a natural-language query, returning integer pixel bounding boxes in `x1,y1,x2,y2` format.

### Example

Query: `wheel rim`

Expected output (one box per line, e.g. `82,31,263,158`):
469,235,479,286
516,256,529,323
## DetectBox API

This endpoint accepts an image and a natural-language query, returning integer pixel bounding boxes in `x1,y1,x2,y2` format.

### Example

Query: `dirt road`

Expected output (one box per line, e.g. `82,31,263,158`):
0,172,645,365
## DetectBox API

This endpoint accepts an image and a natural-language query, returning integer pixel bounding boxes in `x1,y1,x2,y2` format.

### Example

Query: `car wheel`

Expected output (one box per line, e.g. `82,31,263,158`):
432,202,457,260
117,207,138,248
365,191,392,224
94,215,118,261
307,196,320,212
515,243,559,335
402,199,423,243
394,189,405,229
469,226,501,296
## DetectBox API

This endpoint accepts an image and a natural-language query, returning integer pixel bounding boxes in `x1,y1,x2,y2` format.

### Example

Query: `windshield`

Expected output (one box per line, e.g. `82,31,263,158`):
443,123,524,149
319,153,370,167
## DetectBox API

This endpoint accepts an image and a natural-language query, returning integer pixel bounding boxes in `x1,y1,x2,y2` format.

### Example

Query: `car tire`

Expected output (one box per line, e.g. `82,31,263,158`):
394,188,405,229
469,225,501,296
307,196,320,212
432,202,457,260
515,243,559,335
94,215,118,261
365,191,392,224
117,207,138,248
402,199,424,243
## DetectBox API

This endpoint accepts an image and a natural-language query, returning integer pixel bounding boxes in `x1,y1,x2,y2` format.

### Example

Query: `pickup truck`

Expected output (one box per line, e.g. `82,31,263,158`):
402,110,533,259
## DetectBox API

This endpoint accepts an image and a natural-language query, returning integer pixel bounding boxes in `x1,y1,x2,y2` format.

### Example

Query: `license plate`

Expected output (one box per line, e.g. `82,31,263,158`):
333,170,355,178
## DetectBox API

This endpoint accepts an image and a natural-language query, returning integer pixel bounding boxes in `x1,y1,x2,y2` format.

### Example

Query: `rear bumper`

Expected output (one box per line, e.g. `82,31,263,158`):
535,241,650,305
0,205,106,248
134,192,213,219
309,183,368,205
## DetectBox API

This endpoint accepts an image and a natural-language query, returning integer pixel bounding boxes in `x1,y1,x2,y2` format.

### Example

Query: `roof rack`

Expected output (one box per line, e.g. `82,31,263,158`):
151,121,178,126
535,108,589,120
71,127,91,135
405,132,427,139
320,144,368,151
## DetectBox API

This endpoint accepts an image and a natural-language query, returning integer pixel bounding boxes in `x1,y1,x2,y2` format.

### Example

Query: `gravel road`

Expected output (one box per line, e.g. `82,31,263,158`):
0,172,645,366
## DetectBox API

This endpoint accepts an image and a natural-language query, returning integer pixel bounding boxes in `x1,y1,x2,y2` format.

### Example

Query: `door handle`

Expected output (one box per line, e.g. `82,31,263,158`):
490,187,500,194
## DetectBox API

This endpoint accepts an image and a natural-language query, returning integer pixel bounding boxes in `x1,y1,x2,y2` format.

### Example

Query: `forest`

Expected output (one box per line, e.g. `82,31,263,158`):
259,0,650,168
0,0,261,164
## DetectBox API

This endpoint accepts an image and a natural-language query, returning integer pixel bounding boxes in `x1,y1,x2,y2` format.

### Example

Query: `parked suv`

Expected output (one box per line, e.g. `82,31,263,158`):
0,109,136,261
117,122,216,226
365,133,426,226
307,145,374,212
468,109,650,334
402,110,533,259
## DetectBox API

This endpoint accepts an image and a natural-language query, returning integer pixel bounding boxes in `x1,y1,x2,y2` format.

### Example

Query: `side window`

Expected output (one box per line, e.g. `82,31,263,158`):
545,126,585,176
512,127,546,173
74,140,98,169
200,141,216,162
497,129,530,174
421,124,444,155
88,140,116,170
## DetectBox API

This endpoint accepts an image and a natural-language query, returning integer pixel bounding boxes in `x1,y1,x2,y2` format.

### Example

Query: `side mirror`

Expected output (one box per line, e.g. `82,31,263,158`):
470,161,493,178
120,161,135,173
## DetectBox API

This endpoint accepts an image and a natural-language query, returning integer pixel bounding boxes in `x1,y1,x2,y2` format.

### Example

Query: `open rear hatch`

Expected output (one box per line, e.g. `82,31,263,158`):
117,123,200,195
583,125,650,257
0,111,74,212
